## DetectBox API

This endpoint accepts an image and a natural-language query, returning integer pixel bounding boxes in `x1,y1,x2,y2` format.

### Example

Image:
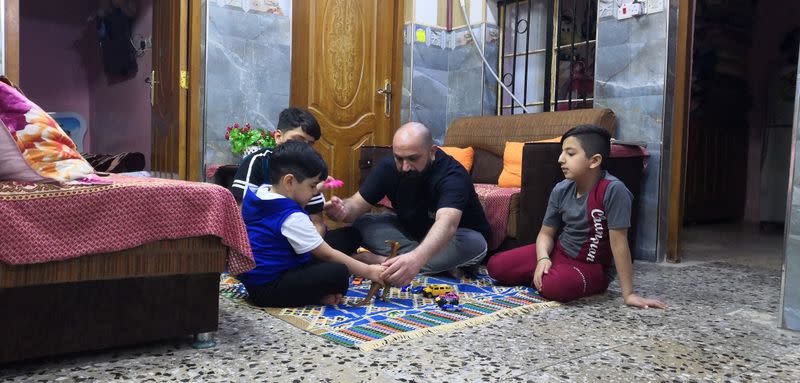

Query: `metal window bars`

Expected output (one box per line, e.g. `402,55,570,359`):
498,0,597,114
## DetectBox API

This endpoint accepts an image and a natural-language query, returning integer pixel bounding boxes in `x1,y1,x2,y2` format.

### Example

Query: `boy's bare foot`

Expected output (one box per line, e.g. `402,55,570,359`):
352,251,387,265
320,293,344,306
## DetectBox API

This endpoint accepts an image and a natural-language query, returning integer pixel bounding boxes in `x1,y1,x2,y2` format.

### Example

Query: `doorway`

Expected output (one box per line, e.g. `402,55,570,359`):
9,0,201,180
15,0,153,166
290,0,405,198
680,0,799,266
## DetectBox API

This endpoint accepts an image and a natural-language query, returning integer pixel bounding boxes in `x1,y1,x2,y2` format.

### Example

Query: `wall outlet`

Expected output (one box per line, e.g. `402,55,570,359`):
640,0,664,14
616,1,646,20
617,2,634,19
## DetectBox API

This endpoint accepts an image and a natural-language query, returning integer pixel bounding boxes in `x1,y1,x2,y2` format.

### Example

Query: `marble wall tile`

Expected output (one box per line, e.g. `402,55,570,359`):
782,71,800,331
447,26,485,130
411,67,449,143
204,3,291,167
403,24,498,140
596,95,664,261
594,12,668,261
401,25,413,125
483,25,500,116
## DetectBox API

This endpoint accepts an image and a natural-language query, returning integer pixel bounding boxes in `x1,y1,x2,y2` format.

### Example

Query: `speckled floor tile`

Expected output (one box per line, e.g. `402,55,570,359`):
537,338,771,382
733,351,800,382
2,229,799,382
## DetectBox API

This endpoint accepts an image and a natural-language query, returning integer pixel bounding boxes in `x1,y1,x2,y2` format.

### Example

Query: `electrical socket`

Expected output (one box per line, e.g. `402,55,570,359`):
617,2,634,19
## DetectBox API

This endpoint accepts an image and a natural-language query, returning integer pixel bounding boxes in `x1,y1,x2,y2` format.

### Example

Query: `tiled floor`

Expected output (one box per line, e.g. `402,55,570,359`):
2,223,799,382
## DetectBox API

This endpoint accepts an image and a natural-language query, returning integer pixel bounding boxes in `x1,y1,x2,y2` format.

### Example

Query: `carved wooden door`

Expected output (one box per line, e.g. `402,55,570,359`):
291,0,403,197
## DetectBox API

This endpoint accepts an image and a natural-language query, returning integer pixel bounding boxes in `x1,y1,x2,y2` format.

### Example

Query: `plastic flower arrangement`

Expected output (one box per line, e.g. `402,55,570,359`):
225,123,276,154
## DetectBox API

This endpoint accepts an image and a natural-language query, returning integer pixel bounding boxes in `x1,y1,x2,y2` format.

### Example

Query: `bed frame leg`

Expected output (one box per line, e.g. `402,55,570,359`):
192,332,216,349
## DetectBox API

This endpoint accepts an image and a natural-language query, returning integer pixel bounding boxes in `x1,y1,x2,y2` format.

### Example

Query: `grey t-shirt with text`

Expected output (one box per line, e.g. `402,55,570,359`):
542,172,633,259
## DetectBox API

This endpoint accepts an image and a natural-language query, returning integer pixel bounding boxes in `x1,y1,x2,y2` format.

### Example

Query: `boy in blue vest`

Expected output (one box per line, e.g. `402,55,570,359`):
487,125,665,309
238,140,386,307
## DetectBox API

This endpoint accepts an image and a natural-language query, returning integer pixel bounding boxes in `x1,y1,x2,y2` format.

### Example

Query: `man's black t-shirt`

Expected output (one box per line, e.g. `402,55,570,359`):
359,148,490,242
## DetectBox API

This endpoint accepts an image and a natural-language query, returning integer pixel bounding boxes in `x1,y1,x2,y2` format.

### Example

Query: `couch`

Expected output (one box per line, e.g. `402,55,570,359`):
360,109,646,252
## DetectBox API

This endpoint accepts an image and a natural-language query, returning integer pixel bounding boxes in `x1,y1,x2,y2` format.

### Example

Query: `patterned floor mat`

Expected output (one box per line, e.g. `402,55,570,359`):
220,270,559,351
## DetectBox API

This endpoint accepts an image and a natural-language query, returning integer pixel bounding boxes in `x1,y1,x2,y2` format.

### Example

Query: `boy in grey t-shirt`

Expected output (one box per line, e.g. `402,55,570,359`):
488,125,666,308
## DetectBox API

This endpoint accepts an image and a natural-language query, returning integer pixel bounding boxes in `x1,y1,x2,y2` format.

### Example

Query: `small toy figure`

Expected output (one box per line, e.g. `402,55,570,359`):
435,292,461,312
352,277,363,286
353,240,399,306
323,178,344,188
422,284,453,298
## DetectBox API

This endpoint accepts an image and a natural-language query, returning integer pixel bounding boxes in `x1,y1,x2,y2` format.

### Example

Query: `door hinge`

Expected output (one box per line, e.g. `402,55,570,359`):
180,70,189,90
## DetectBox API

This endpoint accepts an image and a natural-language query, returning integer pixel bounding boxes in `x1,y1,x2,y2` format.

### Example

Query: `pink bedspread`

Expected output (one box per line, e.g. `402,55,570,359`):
474,184,520,251
0,174,255,275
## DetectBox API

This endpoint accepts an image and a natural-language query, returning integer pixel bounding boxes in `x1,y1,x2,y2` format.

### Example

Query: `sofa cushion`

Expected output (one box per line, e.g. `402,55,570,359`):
471,148,503,184
474,184,520,250
0,79,93,182
440,146,474,172
498,142,525,188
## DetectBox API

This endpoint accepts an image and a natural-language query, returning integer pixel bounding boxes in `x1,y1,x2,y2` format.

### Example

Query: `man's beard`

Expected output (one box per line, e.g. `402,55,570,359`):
398,159,432,189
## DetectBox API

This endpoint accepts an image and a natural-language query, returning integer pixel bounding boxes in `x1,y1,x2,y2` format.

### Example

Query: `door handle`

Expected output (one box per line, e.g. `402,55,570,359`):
376,80,391,117
146,70,158,106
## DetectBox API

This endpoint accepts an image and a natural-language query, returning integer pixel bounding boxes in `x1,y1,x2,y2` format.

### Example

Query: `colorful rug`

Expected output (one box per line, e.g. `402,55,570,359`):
219,270,559,351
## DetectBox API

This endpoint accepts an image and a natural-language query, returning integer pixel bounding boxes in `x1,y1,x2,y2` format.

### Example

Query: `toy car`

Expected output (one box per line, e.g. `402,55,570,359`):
422,284,453,298
410,285,426,294
435,292,461,311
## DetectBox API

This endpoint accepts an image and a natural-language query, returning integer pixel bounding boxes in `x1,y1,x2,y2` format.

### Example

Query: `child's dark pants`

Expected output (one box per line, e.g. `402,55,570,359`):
246,260,349,307
487,244,609,302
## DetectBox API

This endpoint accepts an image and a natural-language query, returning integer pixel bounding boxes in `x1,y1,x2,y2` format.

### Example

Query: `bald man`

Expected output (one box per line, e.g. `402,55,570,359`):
324,122,490,286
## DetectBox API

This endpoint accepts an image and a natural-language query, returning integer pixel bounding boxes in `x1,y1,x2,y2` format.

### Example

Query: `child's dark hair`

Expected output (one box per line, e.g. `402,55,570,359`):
269,140,328,183
277,107,321,141
561,125,611,168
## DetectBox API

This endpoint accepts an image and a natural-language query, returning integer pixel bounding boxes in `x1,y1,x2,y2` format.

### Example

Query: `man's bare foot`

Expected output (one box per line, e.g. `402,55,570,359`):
352,251,388,265
320,293,344,305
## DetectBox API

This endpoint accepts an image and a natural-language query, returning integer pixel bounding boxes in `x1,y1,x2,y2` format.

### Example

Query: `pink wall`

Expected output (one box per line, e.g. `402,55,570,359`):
19,0,152,169
743,2,800,222
20,0,93,150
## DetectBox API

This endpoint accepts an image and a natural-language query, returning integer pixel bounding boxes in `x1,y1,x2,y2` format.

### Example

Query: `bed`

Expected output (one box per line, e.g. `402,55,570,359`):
0,174,254,363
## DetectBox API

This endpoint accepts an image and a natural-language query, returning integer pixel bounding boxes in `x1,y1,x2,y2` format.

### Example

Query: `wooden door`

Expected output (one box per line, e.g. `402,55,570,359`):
3,0,20,84
151,0,202,180
291,0,404,197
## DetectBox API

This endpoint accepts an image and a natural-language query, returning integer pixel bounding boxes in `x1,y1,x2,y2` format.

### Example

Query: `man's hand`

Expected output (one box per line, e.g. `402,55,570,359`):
324,196,347,222
532,258,552,291
380,252,425,286
624,293,667,309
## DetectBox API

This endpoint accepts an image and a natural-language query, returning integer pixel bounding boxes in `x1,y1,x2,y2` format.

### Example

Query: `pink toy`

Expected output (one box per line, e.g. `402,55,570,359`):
324,178,344,188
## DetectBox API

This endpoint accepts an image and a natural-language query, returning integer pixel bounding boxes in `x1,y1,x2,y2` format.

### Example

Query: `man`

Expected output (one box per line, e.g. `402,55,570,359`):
325,122,491,286
230,107,327,235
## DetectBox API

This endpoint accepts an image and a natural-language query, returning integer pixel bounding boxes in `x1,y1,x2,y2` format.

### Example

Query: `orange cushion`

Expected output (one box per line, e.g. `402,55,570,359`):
440,146,474,172
498,142,524,188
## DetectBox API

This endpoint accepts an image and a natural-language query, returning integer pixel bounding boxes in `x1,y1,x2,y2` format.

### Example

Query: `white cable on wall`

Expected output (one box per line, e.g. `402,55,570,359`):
458,0,530,114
